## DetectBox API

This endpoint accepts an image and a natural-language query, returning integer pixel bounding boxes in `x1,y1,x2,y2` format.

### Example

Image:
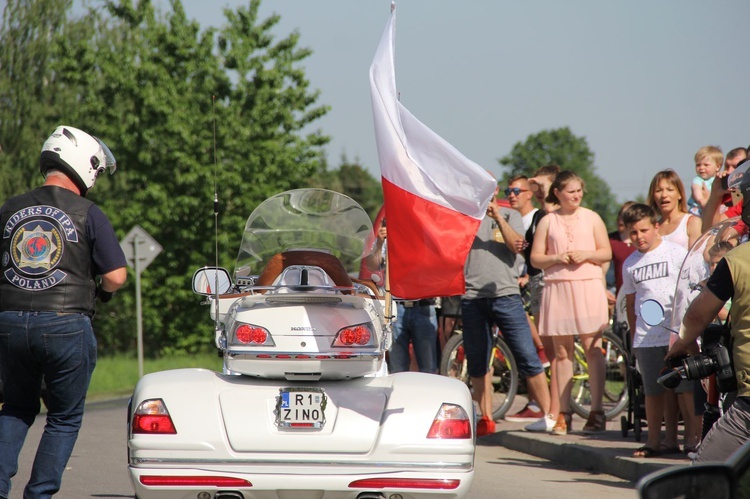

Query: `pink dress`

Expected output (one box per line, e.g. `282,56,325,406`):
539,208,609,336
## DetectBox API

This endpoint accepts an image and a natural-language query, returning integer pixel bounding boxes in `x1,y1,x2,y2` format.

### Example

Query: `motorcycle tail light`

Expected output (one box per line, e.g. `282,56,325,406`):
234,323,273,346
132,399,177,434
427,403,472,439
141,475,252,487
333,323,374,347
349,478,460,489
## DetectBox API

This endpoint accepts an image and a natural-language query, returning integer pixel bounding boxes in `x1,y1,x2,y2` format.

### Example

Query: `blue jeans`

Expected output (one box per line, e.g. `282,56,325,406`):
461,295,543,378
389,303,438,373
0,311,97,499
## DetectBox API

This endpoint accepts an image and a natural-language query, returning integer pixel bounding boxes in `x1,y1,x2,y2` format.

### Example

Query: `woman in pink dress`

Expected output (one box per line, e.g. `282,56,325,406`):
531,171,612,435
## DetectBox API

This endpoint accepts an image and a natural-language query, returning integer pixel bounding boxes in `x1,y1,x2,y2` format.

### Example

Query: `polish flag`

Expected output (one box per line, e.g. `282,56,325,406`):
369,4,496,300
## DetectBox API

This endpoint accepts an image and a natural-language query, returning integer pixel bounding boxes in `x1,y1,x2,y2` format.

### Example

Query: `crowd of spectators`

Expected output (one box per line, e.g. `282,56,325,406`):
394,143,750,457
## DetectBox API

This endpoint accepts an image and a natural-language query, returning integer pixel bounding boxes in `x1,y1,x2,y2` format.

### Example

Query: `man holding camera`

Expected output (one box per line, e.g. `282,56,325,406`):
668,239,750,463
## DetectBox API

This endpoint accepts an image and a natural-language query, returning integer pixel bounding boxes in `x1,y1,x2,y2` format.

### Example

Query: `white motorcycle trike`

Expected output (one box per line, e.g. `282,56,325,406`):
127,189,476,499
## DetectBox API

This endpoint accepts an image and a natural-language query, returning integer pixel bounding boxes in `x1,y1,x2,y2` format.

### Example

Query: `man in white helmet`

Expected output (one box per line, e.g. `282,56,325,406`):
0,126,127,498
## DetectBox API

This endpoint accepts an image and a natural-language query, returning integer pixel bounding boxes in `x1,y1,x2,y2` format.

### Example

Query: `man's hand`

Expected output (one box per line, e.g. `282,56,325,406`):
376,226,387,244
96,285,115,303
665,335,692,361
713,170,731,195
486,202,500,220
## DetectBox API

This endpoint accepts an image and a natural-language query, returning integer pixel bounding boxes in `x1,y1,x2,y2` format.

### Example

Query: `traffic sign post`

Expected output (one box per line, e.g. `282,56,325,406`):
120,225,162,378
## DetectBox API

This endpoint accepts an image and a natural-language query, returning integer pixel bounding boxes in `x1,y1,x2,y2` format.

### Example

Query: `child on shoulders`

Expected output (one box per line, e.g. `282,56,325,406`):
688,145,723,216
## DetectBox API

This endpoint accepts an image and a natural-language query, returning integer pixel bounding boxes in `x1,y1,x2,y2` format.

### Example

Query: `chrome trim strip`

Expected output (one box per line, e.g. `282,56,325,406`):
226,351,383,360
130,458,473,470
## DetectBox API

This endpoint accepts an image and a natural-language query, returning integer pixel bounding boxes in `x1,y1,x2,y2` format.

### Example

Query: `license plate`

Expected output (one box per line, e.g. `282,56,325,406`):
275,387,327,429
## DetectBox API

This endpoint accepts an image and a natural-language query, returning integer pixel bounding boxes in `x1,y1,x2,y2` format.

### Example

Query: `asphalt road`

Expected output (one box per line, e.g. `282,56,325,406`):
6,398,636,499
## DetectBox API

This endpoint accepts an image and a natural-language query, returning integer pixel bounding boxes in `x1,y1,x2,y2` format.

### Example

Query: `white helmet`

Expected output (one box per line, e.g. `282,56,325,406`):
39,125,116,196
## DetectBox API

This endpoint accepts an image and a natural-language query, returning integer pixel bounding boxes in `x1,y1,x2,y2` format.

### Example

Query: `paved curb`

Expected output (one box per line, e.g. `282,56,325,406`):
480,426,691,483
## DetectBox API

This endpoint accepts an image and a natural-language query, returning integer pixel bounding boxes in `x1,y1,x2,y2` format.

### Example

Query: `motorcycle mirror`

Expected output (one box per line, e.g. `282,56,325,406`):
640,299,665,326
192,267,232,296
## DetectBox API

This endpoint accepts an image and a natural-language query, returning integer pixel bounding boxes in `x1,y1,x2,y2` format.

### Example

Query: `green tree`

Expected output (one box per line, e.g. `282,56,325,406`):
0,0,78,198
498,127,618,229
40,0,330,355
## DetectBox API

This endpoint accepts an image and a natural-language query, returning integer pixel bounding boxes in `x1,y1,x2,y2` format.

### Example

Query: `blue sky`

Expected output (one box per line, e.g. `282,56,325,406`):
77,0,750,203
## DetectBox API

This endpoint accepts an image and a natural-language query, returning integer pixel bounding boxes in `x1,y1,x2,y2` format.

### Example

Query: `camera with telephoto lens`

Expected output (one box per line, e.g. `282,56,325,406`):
657,323,737,393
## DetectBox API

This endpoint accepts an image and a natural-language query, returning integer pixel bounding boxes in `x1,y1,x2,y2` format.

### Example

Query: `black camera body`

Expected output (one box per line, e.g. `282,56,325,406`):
658,323,737,393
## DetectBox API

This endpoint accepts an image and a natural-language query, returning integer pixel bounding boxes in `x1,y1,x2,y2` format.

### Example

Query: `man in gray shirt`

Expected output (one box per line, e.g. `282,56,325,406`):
462,188,551,436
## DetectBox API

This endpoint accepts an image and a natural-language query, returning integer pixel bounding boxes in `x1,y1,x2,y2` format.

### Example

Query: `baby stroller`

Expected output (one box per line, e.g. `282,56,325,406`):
615,289,647,442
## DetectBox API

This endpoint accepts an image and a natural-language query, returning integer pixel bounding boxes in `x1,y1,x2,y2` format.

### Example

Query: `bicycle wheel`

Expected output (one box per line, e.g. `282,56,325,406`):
439,333,519,420
570,330,629,420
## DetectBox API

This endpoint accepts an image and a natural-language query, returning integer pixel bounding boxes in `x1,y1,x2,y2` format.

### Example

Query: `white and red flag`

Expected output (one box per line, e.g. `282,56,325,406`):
368,3,496,300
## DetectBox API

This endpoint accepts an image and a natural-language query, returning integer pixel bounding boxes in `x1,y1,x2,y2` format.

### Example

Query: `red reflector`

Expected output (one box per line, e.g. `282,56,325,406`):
289,422,315,427
349,478,460,489
296,355,311,359
257,354,272,358
315,355,330,359
276,354,291,359
140,475,252,487
132,414,177,434
427,418,472,439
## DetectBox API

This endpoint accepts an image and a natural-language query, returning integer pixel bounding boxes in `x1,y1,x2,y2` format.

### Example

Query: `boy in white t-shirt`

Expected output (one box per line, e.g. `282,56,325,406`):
621,204,689,458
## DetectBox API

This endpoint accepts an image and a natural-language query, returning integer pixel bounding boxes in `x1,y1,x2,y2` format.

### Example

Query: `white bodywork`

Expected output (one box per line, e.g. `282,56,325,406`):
127,189,475,499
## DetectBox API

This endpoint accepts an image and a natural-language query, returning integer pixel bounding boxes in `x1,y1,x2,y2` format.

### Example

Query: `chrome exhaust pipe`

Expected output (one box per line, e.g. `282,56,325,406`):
213,492,244,499
355,493,386,499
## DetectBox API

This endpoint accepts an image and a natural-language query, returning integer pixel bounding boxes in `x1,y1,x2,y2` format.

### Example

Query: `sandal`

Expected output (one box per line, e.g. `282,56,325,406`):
633,446,664,458
582,410,606,434
552,413,568,436
561,411,573,432
633,444,680,458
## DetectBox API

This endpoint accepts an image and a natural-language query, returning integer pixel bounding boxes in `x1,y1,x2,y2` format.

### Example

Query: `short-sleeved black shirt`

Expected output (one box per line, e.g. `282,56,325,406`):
706,258,734,302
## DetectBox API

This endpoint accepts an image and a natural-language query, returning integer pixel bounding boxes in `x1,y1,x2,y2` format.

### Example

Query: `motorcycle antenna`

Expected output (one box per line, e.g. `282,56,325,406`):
212,95,221,336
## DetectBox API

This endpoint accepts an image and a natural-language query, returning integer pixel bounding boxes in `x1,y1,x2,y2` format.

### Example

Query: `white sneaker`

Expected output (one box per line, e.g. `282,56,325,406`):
524,414,556,432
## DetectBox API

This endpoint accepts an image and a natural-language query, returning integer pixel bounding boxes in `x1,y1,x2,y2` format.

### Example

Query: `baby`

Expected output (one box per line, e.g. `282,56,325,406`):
687,145,723,216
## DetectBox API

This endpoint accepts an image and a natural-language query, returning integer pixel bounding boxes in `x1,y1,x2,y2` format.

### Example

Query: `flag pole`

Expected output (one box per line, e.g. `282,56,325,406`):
384,243,393,323
383,239,394,357
384,0,395,328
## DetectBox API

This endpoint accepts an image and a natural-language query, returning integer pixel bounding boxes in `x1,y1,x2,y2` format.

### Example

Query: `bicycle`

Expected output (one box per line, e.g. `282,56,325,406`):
439,327,519,420
440,326,629,421
569,328,630,420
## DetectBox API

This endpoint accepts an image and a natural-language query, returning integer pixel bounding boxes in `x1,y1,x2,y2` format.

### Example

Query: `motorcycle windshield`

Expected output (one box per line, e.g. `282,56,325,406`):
669,216,745,330
233,189,374,280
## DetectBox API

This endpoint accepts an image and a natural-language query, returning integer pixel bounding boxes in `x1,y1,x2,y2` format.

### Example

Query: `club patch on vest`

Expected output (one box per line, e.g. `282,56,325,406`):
2,205,77,291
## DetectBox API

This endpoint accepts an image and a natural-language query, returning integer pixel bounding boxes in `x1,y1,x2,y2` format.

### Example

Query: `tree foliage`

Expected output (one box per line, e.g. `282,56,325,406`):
0,0,331,355
498,127,618,229
0,0,76,195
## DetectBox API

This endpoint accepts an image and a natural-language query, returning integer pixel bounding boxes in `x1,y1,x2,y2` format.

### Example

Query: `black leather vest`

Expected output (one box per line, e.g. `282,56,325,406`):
0,186,96,314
